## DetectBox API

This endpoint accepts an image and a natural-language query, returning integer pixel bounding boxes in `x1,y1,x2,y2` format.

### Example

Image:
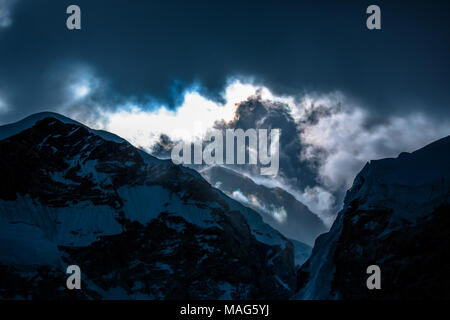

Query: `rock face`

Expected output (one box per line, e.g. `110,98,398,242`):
0,113,297,300
296,136,450,299
201,166,326,247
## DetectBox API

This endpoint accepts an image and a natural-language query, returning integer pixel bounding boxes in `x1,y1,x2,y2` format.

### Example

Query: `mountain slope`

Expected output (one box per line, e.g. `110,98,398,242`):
201,166,326,247
0,113,297,299
295,135,450,299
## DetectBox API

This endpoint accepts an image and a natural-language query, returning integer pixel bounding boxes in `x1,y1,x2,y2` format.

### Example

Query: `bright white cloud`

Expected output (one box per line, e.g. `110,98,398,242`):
238,172,335,227
67,68,98,101
231,189,250,204
269,206,288,224
93,81,266,151
231,189,288,224
72,84,90,99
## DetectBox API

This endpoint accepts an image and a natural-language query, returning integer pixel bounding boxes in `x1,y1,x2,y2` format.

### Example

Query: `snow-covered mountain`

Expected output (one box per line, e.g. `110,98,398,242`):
296,135,450,299
201,166,325,247
0,112,298,299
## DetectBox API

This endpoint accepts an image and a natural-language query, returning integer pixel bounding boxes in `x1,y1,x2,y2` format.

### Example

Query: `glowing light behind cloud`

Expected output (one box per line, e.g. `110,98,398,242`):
66,67,100,103
72,84,90,99
60,76,449,225
97,81,270,151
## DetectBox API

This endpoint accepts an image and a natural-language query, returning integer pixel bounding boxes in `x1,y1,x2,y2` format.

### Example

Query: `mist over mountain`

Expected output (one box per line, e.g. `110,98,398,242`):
296,135,450,299
148,92,449,228
0,0,449,304
201,166,326,247
1,112,449,300
148,95,340,224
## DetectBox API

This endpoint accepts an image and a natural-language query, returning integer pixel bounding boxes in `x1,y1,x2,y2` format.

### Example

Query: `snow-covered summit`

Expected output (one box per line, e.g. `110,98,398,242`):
0,112,125,143
345,135,450,222
296,135,450,299
0,114,297,300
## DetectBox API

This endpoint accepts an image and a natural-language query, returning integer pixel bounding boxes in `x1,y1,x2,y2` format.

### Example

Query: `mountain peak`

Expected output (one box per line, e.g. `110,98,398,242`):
201,165,327,246
296,135,450,299
0,114,298,299
0,111,125,143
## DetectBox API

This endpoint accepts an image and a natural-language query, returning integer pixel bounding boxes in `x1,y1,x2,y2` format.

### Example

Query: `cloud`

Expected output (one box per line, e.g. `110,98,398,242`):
298,186,335,227
83,80,264,151
298,94,450,191
58,78,450,225
238,172,335,227
231,189,250,204
231,189,288,224
0,0,17,28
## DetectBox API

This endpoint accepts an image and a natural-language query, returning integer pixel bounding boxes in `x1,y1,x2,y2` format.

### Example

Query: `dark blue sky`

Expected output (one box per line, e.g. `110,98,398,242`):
0,0,449,123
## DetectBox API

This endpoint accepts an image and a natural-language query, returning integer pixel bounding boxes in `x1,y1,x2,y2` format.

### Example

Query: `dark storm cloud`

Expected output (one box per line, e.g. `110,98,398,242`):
1,0,450,124
213,97,320,190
